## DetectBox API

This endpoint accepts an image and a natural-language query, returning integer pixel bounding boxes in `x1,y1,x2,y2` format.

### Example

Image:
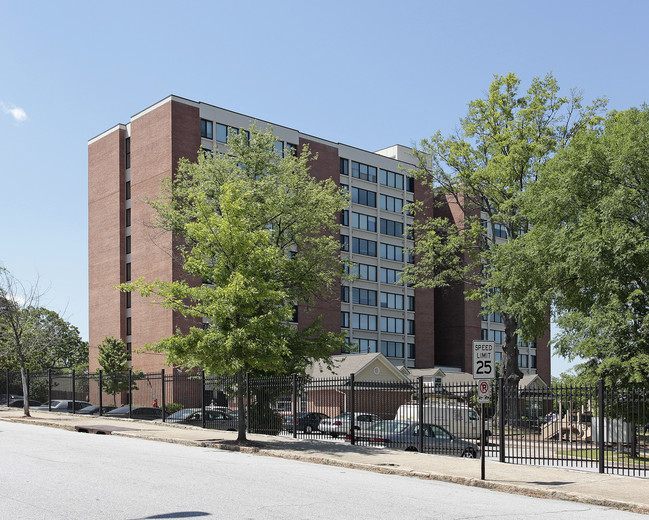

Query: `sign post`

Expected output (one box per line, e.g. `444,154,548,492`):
473,340,495,481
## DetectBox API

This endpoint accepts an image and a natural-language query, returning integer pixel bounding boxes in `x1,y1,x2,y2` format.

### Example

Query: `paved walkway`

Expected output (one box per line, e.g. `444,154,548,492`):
1,407,647,515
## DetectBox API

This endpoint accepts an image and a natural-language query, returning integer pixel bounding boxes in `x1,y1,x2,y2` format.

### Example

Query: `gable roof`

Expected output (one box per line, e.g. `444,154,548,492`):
306,353,409,382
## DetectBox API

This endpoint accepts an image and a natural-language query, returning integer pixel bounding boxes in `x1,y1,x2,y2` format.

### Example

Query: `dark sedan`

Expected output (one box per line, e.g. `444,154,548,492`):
165,409,237,430
8,399,42,408
76,405,117,415
104,406,163,420
354,421,480,458
282,412,329,433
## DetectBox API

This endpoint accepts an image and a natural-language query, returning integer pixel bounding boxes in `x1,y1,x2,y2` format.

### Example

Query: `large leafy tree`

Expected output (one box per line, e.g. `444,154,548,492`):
522,106,649,386
0,268,88,416
124,127,347,440
407,73,605,399
96,336,137,406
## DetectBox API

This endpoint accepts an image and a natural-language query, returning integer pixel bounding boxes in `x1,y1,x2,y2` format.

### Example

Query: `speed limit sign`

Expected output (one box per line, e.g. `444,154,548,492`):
472,340,495,379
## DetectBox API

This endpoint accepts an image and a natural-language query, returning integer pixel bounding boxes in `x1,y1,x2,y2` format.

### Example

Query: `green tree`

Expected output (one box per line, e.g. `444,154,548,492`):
523,106,649,386
124,127,347,441
407,73,605,403
96,336,135,406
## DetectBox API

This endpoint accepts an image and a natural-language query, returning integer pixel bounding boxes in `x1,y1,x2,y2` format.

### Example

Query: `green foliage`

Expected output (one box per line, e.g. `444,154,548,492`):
407,73,605,388
165,402,184,414
96,336,141,405
525,106,649,386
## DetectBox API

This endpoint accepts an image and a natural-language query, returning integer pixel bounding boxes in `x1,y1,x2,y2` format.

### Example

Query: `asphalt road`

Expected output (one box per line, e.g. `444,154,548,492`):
0,421,644,519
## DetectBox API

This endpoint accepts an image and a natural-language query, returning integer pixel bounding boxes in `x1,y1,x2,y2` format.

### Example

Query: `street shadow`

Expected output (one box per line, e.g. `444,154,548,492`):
130,512,211,519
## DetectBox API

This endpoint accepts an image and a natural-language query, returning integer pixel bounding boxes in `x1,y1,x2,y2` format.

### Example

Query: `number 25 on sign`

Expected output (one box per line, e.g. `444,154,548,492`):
472,340,495,379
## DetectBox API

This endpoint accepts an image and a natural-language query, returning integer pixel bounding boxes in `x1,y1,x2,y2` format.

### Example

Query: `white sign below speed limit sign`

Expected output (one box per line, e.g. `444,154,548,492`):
477,380,491,403
472,340,495,379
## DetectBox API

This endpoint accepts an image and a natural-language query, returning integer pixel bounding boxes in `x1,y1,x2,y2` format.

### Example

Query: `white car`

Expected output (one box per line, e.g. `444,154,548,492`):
319,412,383,438
33,400,92,413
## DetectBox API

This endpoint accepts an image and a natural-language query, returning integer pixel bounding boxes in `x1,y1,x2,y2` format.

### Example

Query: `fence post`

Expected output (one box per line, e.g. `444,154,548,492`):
161,369,166,422
598,379,605,474
350,373,356,445
128,370,132,418
71,369,76,413
499,376,505,463
201,370,206,429
418,376,424,453
246,372,251,433
292,373,298,439
26,369,30,400
48,369,52,411
5,368,9,404
98,370,103,416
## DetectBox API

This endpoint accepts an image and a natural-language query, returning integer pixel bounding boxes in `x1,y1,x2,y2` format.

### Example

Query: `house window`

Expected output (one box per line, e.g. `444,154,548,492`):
352,288,377,306
379,169,403,190
201,119,213,139
125,137,130,169
352,212,377,232
352,187,377,208
351,161,377,182
352,313,377,331
380,194,404,213
352,237,377,257
340,158,349,176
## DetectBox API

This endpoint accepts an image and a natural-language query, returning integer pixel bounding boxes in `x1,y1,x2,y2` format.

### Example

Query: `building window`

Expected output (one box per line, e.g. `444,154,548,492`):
125,181,131,200
380,169,403,190
495,352,502,363
406,177,415,193
291,305,298,323
340,235,349,252
490,313,504,324
352,313,377,331
341,285,349,303
351,161,377,182
273,140,284,157
125,137,130,169
408,319,415,335
380,243,403,262
408,343,416,359
357,338,377,353
352,237,377,257
125,291,131,309
341,210,349,226
201,119,213,139
126,342,132,360
381,341,404,358
380,218,404,238
519,354,529,368
126,262,131,282
407,295,415,311
340,158,349,176
125,208,131,227
286,143,297,156
341,311,349,328
530,355,537,369
351,212,377,232
380,267,402,284
381,292,404,310
380,194,404,213
351,263,377,282
214,123,227,143
126,317,132,336
352,187,377,208
481,328,489,340
381,316,404,334
352,288,377,306
125,236,131,255
493,223,507,239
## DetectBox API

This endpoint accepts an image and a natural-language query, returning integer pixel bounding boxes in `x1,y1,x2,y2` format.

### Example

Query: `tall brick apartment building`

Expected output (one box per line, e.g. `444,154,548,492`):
88,95,550,383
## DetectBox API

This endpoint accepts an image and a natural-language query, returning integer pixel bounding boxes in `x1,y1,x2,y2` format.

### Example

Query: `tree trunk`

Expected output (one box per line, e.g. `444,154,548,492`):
501,313,523,423
20,364,30,418
236,370,247,442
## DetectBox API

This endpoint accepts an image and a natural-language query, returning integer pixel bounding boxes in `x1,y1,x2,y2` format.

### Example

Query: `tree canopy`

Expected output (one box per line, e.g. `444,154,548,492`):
522,106,649,385
123,127,348,440
407,73,605,391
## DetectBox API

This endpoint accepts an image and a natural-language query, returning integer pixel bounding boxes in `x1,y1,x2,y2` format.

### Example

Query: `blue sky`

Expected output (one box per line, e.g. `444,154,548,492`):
1,1,647,377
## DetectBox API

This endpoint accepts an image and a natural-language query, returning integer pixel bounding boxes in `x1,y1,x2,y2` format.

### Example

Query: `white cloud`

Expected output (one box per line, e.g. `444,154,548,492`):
1,102,28,122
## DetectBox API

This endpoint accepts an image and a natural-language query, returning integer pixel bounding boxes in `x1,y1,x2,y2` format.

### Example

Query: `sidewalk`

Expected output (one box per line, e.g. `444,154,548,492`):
1,407,647,515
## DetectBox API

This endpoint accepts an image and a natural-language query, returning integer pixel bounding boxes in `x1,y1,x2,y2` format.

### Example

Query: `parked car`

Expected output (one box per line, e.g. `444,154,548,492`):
282,412,329,434
0,394,22,405
76,405,117,415
104,406,163,420
319,412,383,438
33,400,92,413
8,398,42,408
355,421,480,458
165,409,237,430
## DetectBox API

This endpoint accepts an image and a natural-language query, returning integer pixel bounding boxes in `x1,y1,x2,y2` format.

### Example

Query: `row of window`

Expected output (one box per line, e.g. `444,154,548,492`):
342,339,416,359
481,312,504,324
340,158,415,193
341,312,415,334
345,186,411,214
341,235,413,263
340,287,415,310
492,352,537,369
341,212,408,240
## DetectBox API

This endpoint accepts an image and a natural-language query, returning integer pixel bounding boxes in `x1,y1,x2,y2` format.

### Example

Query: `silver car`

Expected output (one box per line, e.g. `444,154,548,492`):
318,412,383,438
33,400,92,413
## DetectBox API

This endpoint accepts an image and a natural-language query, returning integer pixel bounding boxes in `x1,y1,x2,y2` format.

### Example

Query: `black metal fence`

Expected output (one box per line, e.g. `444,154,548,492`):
1,369,647,477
